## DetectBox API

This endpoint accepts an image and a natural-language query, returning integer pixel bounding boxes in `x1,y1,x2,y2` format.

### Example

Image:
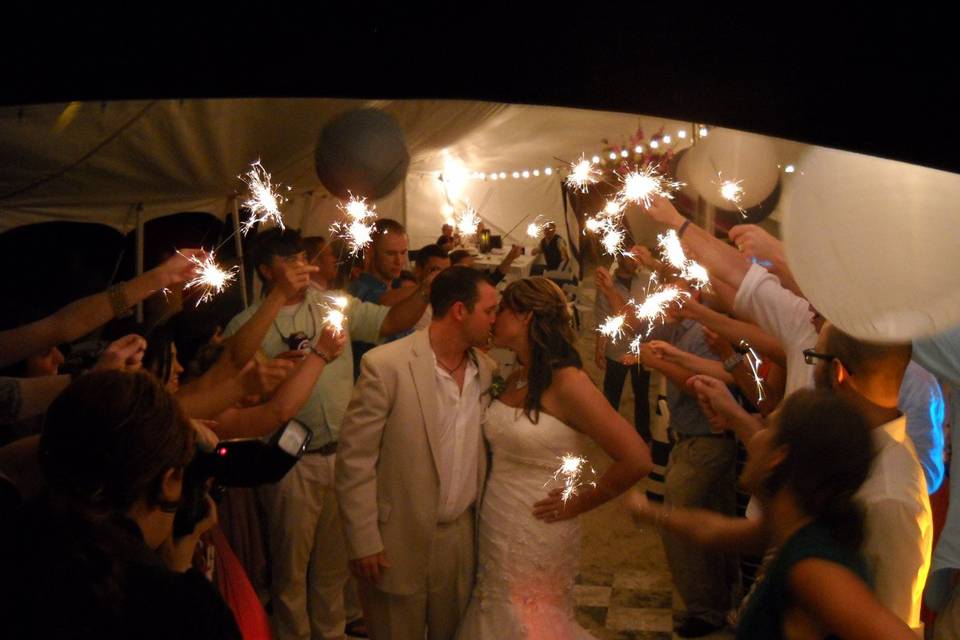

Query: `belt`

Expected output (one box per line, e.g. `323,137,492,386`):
305,441,338,456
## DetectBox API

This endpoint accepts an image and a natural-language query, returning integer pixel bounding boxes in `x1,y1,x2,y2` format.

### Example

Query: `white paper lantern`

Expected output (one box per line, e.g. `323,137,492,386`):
682,128,779,209
784,146,960,341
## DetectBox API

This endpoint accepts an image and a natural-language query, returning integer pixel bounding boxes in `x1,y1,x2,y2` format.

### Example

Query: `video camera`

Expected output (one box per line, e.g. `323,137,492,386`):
173,419,313,537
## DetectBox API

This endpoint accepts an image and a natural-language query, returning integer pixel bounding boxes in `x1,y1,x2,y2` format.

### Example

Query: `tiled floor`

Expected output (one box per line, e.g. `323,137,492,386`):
573,281,734,640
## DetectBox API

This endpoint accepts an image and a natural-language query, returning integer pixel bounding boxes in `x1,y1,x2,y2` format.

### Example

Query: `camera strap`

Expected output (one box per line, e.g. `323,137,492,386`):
272,298,317,344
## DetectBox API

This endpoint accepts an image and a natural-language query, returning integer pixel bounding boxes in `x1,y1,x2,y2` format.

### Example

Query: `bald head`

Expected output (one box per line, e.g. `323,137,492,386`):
818,322,911,401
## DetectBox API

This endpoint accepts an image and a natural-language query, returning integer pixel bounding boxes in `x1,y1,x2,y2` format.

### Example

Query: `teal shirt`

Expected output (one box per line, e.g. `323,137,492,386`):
737,522,869,640
223,287,389,445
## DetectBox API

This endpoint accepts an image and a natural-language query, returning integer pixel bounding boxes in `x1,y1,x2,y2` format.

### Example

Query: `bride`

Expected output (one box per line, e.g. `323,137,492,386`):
457,277,652,639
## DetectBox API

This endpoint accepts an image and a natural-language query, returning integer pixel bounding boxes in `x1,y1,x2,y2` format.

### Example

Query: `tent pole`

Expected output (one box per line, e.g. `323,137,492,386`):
231,198,250,309
135,203,145,323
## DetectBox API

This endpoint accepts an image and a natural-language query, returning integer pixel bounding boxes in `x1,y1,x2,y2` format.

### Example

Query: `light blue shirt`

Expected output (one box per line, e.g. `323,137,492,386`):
913,325,960,610
224,287,389,446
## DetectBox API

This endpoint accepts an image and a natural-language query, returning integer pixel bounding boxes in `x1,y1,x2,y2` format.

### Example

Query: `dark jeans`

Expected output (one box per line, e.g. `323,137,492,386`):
602,358,651,442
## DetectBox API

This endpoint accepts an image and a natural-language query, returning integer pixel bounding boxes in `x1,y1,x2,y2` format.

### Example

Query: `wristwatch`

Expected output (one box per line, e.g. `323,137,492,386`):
722,353,744,372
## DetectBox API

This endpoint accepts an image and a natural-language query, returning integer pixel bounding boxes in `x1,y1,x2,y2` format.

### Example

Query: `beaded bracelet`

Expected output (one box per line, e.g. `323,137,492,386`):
106,284,133,319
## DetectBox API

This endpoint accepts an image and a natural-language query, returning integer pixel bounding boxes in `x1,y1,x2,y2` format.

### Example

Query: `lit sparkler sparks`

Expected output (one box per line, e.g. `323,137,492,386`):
331,194,378,256
603,199,624,217
630,285,691,338
320,295,349,334
181,251,238,306
600,225,626,257
598,314,627,342
739,339,766,403
585,217,604,233
656,230,710,290
564,155,600,193
585,203,629,258
550,454,597,504
618,165,683,208
454,207,482,237
717,172,746,216
240,160,288,234
526,215,547,239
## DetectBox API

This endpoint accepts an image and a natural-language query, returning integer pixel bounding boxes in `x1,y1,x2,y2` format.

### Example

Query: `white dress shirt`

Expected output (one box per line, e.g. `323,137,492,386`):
433,351,482,523
733,263,817,397
858,416,933,632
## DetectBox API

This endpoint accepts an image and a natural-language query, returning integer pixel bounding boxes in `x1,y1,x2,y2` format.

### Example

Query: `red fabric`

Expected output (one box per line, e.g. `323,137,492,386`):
211,526,272,640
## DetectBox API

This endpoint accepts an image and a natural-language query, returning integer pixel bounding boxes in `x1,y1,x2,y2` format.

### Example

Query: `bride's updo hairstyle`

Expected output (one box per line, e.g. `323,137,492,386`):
499,277,581,422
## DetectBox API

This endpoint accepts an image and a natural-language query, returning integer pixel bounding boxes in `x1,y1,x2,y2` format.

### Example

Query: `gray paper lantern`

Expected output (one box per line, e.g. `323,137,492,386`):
314,108,410,199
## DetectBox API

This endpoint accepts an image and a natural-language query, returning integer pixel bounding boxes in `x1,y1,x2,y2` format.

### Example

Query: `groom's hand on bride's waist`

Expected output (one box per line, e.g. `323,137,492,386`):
350,552,391,584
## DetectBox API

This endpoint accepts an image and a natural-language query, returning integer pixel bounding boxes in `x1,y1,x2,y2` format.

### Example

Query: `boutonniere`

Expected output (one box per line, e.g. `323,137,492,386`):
484,374,506,403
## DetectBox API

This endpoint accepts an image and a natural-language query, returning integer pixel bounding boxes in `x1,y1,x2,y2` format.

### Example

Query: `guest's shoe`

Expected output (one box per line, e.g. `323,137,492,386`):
674,617,725,638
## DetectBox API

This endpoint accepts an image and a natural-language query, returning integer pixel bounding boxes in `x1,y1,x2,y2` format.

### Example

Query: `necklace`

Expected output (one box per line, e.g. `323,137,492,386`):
273,298,317,344
437,353,467,375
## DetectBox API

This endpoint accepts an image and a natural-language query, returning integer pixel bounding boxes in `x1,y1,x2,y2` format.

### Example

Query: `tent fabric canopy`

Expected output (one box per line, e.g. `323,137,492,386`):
0,98,805,256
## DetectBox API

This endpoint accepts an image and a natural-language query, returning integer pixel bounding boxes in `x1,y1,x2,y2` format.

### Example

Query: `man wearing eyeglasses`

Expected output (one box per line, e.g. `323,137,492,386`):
809,323,932,635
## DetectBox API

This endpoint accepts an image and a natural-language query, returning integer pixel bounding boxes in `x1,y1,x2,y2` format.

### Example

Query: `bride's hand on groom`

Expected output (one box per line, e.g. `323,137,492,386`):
532,488,580,523
350,551,391,584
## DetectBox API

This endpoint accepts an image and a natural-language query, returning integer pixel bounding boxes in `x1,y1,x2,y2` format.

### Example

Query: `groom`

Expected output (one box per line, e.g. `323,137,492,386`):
335,266,500,640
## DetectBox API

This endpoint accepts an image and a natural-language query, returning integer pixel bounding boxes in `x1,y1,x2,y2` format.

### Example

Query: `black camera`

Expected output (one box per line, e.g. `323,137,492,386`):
173,419,313,537
285,331,312,352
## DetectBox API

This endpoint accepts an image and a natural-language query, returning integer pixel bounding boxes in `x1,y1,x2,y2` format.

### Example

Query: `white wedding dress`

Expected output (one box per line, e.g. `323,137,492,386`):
456,400,595,639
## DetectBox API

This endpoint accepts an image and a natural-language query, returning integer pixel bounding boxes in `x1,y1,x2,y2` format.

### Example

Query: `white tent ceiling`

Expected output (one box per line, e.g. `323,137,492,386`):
0,97,807,251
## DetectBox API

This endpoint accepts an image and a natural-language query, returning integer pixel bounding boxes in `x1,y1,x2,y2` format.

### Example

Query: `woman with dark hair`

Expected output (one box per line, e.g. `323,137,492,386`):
143,322,186,394
456,277,652,639
623,389,915,639
0,371,240,639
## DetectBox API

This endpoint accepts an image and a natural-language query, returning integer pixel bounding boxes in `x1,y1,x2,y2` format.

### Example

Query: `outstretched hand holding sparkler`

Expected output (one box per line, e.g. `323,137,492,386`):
153,248,210,289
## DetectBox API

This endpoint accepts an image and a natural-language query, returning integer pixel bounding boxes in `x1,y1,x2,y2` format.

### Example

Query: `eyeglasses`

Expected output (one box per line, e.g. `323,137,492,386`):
802,348,854,373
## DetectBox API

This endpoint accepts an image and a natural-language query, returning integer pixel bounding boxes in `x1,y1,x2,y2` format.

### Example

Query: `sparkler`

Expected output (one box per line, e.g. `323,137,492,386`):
240,160,288,234
550,454,597,504
618,165,683,208
599,225,626,257
598,314,627,342
716,172,746,216
564,154,600,193
320,295,349,335
630,285,691,338
656,230,710,290
584,217,604,233
739,339,766,403
585,203,630,258
454,207,482,237
331,194,378,256
181,251,238,306
526,215,548,239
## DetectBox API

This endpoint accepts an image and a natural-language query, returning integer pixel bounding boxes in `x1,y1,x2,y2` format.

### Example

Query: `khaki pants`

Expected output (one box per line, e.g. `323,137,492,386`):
259,453,360,640
358,509,475,640
661,435,739,627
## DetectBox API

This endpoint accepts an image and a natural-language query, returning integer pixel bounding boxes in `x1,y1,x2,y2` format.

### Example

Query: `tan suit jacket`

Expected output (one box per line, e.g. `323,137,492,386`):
335,328,495,595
